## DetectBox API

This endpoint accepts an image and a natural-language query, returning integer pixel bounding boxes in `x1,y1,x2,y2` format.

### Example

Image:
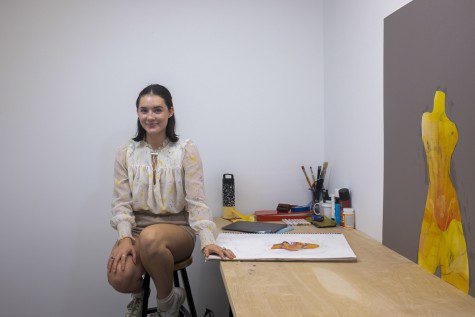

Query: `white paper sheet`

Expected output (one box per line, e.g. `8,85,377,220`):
208,233,357,262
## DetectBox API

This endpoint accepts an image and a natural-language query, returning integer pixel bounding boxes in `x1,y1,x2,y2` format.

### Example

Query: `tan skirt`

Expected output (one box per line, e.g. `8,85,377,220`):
131,210,196,244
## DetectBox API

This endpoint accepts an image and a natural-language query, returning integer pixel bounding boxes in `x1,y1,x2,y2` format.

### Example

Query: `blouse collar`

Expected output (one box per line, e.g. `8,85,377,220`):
142,137,170,152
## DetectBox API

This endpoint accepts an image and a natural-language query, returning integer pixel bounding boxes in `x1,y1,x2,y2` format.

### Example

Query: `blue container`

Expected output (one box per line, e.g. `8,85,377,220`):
335,203,341,226
291,205,310,212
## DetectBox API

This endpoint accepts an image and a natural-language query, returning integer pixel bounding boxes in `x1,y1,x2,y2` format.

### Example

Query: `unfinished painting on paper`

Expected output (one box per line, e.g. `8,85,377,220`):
418,90,469,292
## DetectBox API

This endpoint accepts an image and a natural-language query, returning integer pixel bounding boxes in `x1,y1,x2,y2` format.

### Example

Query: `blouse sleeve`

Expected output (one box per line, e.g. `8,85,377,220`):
110,145,136,240
183,140,217,250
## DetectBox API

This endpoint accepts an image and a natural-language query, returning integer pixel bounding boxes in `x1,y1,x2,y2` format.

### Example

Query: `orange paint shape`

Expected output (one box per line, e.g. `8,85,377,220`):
271,241,319,251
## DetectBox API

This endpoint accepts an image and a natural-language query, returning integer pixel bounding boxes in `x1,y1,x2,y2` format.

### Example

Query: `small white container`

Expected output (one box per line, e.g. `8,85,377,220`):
342,208,355,229
330,195,336,218
320,203,332,219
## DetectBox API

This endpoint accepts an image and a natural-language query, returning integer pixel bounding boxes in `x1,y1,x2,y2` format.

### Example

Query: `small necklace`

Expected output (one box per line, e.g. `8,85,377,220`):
145,137,168,152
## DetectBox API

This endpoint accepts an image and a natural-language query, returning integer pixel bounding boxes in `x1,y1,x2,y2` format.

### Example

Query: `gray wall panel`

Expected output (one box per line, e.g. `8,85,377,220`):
384,0,475,296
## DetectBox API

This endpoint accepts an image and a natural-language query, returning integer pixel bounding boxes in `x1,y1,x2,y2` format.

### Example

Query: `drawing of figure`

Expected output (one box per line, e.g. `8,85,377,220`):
418,90,469,293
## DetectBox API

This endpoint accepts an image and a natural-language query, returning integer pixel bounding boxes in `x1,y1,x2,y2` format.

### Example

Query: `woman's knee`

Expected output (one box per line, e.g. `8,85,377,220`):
139,226,169,259
108,267,142,293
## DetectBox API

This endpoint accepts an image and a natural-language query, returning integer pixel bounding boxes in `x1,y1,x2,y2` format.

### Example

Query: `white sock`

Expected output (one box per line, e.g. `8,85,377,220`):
157,288,175,311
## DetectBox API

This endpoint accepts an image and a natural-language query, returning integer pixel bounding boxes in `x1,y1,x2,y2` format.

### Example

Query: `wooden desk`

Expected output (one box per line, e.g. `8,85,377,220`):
215,218,475,316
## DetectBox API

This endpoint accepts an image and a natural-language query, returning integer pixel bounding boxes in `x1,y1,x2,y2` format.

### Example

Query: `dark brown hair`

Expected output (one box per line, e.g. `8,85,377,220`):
132,84,178,142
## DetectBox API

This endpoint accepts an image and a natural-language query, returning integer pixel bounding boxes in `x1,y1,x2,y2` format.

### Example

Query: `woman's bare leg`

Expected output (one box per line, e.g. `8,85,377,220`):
107,238,144,294
138,224,195,298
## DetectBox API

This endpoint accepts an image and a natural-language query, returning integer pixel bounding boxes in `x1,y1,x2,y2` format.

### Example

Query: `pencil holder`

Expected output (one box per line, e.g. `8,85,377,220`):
222,174,235,219
310,181,322,206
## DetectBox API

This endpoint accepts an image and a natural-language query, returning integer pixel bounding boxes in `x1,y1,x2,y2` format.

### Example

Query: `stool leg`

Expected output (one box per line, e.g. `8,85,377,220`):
173,271,185,317
173,270,180,287
142,273,151,317
180,268,197,317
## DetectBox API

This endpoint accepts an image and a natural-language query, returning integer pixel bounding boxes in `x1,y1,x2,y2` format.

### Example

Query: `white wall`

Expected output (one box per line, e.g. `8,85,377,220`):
0,1,323,316
323,0,411,241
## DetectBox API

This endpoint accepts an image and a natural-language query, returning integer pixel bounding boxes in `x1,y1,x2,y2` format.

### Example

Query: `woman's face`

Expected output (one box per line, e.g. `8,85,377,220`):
137,94,174,137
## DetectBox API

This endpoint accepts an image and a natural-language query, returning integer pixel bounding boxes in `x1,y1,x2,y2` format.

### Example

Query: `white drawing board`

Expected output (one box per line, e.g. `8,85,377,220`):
208,233,357,262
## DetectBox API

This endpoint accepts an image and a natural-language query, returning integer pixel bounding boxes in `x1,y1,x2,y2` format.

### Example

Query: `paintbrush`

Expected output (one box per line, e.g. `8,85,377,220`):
300,166,313,189
320,162,328,181
309,166,316,183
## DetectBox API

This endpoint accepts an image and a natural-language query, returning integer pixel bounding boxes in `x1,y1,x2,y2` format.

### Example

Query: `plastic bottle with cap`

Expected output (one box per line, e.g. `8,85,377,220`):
222,174,235,219
343,208,355,229
334,199,341,225
338,188,351,226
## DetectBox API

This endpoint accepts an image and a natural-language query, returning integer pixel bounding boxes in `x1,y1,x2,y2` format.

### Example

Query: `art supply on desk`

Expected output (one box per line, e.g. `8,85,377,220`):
318,203,332,218
312,214,324,222
313,202,332,218
230,208,255,222
254,210,313,222
330,195,336,218
338,188,351,226
334,202,341,225
309,166,316,183
320,162,328,180
342,208,355,229
222,174,235,219
301,165,313,189
277,203,295,212
310,216,336,228
313,179,324,202
208,233,357,262
311,161,328,203
282,219,311,226
290,205,310,212
339,188,351,208
222,221,287,234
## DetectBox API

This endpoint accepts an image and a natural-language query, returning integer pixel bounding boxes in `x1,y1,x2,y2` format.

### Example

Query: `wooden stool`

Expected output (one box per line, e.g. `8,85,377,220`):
141,257,197,317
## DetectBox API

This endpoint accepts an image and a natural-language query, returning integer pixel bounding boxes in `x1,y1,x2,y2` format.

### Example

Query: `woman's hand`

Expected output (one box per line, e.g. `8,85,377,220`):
108,237,137,273
203,244,236,260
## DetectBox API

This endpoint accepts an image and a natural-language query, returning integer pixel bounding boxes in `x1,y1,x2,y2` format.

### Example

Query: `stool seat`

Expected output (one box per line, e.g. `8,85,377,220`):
141,256,197,317
174,257,193,270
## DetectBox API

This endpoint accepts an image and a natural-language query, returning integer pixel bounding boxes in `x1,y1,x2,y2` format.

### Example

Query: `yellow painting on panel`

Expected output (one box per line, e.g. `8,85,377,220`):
418,90,469,293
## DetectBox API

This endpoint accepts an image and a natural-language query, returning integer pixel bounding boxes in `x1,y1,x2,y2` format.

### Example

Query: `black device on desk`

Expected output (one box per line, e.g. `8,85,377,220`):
222,221,287,234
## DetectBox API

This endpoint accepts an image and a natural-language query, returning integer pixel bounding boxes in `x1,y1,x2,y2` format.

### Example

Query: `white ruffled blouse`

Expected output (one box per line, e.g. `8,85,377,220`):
110,138,216,249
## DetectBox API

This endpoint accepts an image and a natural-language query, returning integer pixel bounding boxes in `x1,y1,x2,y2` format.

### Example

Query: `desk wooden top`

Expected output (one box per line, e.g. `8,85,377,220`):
215,218,475,317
